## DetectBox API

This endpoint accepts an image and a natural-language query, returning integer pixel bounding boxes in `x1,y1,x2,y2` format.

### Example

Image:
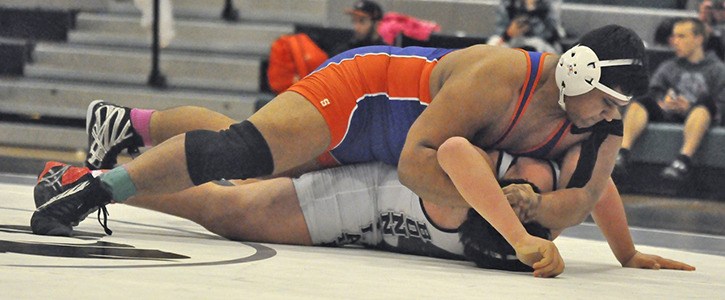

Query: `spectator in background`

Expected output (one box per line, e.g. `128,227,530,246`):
616,18,725,182
487,0,564,53
331,0,386,55
698,0,725,60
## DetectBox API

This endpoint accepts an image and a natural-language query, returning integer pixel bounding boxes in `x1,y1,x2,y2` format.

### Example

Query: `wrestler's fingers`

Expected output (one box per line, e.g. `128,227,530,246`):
531,251,552,270
658,258,696,271
640,259,661,270
502,184,531,201
532,245,564,278
502,187,521,205
502,184,519,196
533,257,563,278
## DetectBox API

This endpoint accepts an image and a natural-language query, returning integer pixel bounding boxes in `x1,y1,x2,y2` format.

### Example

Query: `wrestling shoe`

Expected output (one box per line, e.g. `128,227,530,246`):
34,161,94,208
31,166,113,236
661,157,691,182
85,100,143,170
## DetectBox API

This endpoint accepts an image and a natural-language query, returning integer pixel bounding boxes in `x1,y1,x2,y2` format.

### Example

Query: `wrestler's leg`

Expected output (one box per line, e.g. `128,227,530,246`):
85,102,238,170
124,178,313,245
120,91,327,197
142,105,329,179
148,106,236,145
149,104,327,178
246,91,331,174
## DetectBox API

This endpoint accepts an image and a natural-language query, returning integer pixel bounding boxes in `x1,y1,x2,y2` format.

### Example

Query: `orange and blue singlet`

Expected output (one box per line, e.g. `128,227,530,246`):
487,50,571,158
288,46,567,166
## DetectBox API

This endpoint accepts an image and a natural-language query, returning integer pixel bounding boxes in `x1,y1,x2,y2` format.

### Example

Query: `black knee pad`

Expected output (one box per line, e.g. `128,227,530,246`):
185,120,274,185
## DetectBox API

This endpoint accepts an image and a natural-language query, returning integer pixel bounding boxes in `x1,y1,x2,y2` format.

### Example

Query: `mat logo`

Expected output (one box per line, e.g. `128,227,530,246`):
0,224,276,268
380,212,431,242
0,225,187,260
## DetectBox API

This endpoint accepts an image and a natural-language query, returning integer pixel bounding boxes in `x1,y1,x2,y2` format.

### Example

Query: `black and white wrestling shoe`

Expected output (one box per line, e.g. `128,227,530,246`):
85,100,144,170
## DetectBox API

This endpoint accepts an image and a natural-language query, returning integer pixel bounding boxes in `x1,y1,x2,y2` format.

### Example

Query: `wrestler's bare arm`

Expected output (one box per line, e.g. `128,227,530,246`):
591,180,696,270
437,136,564,277
517,133,619,230
531,134,622,228
399,47,522,207
589,180,636,264
525,144,695,270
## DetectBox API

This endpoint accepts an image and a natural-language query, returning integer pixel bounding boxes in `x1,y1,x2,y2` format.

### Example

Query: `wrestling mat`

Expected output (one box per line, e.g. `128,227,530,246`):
1,175,722,299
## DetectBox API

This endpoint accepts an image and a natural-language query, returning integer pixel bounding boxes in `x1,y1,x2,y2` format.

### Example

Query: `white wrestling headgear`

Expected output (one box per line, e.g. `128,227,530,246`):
555,45,641,111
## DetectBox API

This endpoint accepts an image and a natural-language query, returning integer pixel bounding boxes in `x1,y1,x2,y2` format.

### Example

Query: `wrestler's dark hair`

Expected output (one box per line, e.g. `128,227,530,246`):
458,179,552,272
575,24,649,98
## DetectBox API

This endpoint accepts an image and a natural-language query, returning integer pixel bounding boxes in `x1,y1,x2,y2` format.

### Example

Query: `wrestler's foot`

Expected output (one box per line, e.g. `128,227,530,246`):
85,100,143,170
661,156,691,182
34,161,94,208
31,165,113,236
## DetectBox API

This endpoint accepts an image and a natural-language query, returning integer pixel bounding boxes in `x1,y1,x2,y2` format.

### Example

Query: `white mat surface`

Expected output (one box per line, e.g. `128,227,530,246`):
1,182,722,299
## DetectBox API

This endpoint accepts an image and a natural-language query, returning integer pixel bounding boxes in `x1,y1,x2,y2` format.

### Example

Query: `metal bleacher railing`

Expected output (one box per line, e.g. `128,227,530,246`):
146,0,241,89
147,0,166,88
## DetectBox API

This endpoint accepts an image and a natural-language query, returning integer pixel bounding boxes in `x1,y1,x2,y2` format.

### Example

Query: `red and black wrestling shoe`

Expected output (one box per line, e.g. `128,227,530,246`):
31,161,113,236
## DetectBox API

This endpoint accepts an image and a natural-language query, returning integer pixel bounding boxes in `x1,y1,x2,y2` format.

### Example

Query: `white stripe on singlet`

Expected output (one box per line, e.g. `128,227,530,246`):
496,151,561,190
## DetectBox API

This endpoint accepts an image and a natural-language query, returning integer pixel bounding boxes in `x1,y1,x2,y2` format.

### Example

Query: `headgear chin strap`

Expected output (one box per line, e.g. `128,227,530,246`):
555,45,641,111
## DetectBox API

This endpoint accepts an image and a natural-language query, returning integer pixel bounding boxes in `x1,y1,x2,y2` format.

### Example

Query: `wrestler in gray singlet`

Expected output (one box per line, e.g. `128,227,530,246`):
293,152,560,260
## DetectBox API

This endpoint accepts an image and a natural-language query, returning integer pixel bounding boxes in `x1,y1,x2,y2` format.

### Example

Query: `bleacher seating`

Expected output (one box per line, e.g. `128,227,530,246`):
295,24,354,55
563,0,685,10
616,123,725,199
0,38,31,75
630,124,725,168
398,34,487,49
0,7,76,41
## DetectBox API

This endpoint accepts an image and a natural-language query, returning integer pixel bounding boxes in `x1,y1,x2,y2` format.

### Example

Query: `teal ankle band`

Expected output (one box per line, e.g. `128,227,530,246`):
99,167,137,202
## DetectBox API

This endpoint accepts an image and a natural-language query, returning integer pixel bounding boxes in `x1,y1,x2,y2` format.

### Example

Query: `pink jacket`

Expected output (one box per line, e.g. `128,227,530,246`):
378,12,442,45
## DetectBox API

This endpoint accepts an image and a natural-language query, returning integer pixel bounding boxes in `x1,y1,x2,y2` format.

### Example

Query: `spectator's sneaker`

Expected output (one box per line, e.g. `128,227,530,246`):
613,149,629,178
31,172,113,236
34,161,94,208
85,100,143,170
661,158,690,182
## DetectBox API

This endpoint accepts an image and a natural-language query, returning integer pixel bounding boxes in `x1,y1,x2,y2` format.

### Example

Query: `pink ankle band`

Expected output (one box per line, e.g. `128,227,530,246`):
130,108,155,146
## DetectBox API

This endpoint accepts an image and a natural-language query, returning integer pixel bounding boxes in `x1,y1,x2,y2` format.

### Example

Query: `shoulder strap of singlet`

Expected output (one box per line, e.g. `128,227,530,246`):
496,151,516,180
490,50,548,148
514,118,572,158
547,159,561,191
497,150,561,191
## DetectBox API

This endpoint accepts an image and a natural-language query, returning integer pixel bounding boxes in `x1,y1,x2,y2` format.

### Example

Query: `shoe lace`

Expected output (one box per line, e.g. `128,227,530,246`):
97,205,113,235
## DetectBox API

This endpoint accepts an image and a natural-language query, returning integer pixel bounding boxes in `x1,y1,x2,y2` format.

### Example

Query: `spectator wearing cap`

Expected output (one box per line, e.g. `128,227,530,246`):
331,0,387,55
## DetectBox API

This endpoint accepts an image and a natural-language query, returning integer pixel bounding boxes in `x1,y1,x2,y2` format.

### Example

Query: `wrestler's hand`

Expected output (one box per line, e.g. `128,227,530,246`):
622,251,696,271
503,183,541,223
514,235,565,278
